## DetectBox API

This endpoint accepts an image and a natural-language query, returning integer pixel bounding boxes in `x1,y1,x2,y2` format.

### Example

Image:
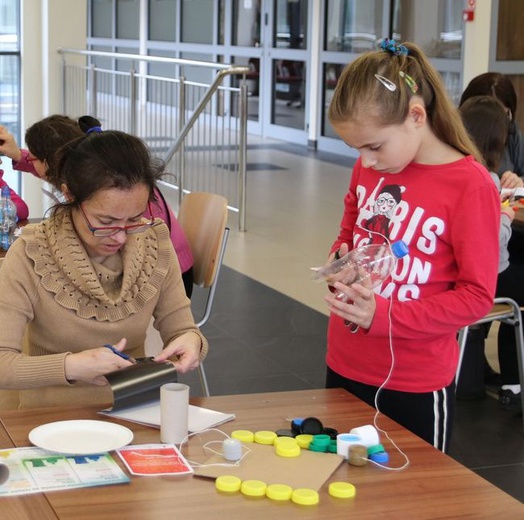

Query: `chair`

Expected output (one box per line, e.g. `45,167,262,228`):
177,191,229,397
456,297,524,422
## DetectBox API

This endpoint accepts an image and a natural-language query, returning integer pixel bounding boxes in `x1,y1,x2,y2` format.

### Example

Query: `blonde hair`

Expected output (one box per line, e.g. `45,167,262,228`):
328,41,483,163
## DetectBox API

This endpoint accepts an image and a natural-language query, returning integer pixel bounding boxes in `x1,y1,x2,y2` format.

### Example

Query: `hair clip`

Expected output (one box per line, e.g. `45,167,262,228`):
380,38,408,56
86,126,102,135
374,74,397,92
399,71,418,94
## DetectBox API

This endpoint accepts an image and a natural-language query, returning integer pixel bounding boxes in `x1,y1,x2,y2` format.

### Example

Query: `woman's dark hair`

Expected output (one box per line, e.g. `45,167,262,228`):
24,115,84,173
52,116,164,208
459,72,517,120
459,95,510,172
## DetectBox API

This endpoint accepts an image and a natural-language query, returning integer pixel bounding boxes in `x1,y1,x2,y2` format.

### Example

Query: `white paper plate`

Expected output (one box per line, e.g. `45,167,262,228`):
29,420,134,455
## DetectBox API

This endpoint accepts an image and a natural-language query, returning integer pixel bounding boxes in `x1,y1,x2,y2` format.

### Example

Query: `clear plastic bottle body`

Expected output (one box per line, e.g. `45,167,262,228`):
313,241,409,289
0,186,17,251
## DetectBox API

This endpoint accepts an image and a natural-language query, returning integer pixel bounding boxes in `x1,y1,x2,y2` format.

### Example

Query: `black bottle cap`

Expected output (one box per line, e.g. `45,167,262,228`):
323,427,339,440
300,417,324,435
275,429,296,438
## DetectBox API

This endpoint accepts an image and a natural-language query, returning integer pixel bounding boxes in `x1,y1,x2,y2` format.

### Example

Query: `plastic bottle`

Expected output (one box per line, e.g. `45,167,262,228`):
0,185,18,251
313,240,409,292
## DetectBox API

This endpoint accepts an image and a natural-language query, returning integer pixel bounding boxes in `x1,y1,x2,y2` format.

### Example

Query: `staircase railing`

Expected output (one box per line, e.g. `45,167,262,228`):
58,48,249,230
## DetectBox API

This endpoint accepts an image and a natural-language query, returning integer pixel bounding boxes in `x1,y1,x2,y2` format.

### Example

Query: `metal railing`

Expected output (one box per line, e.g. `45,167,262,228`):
58,48,249,230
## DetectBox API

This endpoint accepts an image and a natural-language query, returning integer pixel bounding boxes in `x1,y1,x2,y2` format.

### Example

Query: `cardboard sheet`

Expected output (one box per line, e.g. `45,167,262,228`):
194,441,343,491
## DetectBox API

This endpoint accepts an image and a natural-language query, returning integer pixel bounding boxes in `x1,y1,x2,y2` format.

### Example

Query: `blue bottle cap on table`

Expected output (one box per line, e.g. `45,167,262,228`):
369,451,389,463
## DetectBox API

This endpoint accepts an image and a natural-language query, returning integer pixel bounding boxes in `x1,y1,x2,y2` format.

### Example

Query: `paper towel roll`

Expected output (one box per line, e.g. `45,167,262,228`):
160,382,189,444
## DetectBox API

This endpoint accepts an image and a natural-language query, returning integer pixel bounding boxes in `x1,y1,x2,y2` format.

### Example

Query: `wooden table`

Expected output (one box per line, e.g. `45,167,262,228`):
1,389,523,519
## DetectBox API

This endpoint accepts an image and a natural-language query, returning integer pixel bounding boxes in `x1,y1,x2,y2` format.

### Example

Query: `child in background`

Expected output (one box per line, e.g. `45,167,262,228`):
460,95,523,412
0,117,194,296
323,39,500,452
0,161,29,220
460,73,524,185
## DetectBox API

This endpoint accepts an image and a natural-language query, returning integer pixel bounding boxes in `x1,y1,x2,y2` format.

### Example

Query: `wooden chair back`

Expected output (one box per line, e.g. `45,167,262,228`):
177,192,228,288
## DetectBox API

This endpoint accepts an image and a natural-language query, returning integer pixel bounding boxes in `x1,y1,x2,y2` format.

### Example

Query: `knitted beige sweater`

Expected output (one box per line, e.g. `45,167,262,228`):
0,210,207,408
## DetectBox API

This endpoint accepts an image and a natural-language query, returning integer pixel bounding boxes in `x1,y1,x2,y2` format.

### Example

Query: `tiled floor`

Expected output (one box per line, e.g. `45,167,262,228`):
176,137,524,504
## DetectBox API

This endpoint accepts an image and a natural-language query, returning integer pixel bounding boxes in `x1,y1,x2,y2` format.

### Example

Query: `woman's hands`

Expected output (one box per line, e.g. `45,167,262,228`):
500,170,524,189
64,338,133,386
0,126,22,162
154,332,202,373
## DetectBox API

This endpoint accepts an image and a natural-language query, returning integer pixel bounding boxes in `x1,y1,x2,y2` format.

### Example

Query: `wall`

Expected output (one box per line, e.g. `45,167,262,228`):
21,0,87,218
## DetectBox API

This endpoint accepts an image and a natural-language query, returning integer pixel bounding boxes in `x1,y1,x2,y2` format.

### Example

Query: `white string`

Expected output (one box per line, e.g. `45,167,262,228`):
178,428,252,468
356,228,410,471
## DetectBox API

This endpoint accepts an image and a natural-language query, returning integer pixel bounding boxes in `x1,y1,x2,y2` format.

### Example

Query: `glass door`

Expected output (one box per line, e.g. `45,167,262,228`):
232,0,309,142
264,0,308,141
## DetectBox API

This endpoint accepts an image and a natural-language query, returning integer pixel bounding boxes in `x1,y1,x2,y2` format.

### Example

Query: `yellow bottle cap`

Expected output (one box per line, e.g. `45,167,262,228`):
215,475,242,493
231,430,255,443
275,442,301,457
291,488,319,506
254,430,277,445
266,483,293,501
240,479,267,497
274,436,299,447
295,434,313,449
328,482,356,499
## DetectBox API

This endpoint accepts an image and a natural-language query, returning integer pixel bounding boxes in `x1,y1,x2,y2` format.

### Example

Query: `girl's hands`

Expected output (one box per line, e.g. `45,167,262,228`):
501,205,516,222
64,338,133,386
154,332,202,373
325,280,377,330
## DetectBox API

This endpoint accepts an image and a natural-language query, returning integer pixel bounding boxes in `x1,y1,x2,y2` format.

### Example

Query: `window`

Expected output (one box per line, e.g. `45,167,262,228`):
0,0,21,191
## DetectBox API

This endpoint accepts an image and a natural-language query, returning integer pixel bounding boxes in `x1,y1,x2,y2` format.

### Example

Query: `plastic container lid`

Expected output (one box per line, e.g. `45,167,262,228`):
328,482,356,499
295,434,313,449
308,443,328,453
369,451,389,464
322,427,339,439
391,240,409,258
241,479,267,497
291,488,319,506
231,430,254,443
311,434,331,447
274,436,299,447
215,475,242,493
276,442,301,457
300,417,324,435
266,483,293,501
367,443,385,456
327,440,338,453
254,430,277,445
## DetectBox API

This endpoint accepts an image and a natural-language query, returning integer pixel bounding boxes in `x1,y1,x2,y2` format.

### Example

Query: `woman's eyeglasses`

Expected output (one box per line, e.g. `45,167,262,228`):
79,202,155,237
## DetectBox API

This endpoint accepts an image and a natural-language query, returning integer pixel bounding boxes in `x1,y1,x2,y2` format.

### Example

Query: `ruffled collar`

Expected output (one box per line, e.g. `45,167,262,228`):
22,209,172,321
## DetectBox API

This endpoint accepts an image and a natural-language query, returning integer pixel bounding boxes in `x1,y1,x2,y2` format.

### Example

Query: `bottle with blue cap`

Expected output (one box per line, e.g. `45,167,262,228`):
0,185,17,251
313,240,409,291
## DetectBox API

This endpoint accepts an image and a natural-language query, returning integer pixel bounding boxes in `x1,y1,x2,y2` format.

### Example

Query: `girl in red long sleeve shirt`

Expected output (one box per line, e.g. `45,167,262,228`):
324,39,500,452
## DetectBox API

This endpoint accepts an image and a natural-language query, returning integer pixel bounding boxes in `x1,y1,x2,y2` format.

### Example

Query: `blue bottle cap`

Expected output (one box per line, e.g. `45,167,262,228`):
391,240,409,259
369,451,389,463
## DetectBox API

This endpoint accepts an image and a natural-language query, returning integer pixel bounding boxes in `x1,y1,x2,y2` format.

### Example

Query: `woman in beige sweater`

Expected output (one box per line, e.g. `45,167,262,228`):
0,127,207,408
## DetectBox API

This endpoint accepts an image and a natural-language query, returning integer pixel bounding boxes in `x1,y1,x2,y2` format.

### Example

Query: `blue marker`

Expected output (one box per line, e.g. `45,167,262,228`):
104,344,133,361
